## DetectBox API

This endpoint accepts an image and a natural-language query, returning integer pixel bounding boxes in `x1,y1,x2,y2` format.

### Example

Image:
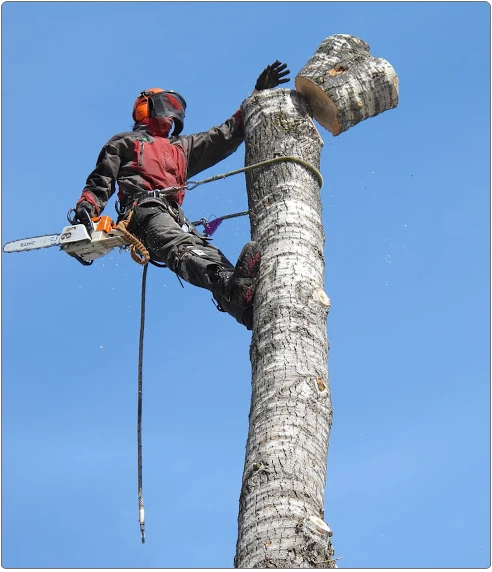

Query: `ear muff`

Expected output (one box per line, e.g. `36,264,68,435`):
132,98,150,122
132,88,165,123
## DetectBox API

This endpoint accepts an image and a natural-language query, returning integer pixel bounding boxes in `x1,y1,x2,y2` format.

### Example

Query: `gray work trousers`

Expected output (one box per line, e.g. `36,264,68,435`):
127,199,251,326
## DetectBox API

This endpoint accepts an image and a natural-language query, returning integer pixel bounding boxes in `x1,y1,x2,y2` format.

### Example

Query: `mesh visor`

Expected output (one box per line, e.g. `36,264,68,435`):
149,91,186,135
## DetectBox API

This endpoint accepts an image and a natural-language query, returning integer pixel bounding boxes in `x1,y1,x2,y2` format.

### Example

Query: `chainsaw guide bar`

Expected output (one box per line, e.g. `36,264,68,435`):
3,216,129,264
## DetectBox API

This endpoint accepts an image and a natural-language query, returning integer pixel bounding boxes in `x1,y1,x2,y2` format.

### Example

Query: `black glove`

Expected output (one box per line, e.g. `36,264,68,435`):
74,201,94,229
255,60,290,91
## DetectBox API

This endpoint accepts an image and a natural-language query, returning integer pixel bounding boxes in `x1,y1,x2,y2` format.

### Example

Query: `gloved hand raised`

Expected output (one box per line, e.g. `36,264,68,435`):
255,60,290,91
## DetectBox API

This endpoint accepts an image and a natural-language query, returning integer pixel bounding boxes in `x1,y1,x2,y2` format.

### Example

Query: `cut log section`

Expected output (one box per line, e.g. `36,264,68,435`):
295,34,399,135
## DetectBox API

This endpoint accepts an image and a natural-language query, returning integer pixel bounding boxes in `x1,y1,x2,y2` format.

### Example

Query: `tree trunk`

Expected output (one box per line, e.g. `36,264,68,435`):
234,89,335,569
295,34,399,135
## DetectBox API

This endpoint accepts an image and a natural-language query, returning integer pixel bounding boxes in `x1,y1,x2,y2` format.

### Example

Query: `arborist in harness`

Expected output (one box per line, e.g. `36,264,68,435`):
72,61,290,330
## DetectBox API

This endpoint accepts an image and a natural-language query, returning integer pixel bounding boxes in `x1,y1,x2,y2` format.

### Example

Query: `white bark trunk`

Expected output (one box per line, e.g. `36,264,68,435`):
295,34,399,135
234,89,335,568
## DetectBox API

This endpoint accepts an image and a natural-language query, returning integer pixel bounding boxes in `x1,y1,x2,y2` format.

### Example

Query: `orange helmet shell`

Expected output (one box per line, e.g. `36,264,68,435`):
132,88,164,122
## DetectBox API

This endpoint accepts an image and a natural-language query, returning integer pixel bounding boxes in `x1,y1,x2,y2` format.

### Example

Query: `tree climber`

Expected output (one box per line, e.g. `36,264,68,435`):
72,61,289,329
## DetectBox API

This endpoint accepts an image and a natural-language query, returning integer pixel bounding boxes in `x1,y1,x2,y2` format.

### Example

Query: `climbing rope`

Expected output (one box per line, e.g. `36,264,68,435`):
137,262,148,544
186,155,324,190
127,154,323,201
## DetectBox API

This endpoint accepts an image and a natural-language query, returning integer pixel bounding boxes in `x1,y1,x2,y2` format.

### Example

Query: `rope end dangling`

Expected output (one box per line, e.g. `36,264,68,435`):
139,505,145,544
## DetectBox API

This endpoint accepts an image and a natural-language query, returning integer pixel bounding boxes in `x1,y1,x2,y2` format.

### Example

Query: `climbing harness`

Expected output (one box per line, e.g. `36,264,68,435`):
131,154,322,543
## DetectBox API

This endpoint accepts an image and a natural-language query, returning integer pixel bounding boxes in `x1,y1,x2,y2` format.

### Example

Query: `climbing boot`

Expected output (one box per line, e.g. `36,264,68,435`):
213,295,255,330
211,241,262,307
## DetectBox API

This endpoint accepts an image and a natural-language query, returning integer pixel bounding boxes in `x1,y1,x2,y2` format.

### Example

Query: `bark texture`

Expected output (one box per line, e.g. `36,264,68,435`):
295,34,399,135
234,89,335,568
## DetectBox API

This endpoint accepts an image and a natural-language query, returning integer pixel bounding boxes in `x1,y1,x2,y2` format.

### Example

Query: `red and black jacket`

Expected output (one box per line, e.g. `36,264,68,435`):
77,109,244,215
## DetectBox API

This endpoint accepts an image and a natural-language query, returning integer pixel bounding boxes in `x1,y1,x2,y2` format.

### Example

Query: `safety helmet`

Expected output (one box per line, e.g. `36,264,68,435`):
132,88,187,136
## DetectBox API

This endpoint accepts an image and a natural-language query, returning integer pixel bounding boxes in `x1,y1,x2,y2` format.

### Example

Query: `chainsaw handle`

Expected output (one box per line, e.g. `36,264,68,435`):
67,208,79,225
67,207,94,233
70,253,93,266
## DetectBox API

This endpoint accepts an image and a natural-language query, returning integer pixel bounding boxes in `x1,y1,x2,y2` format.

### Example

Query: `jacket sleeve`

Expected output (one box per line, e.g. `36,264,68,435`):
77,134,131,216
177,109,244,179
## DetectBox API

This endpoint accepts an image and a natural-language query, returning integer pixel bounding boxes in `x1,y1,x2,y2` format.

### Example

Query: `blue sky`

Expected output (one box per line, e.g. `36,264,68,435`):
1,1,490,569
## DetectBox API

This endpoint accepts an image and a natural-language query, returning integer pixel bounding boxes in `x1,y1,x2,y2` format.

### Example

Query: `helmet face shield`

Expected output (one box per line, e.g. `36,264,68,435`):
148,90,186,136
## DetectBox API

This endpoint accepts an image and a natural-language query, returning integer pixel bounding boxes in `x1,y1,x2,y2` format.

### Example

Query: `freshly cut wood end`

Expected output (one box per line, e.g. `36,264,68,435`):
295,34,399,136
295,76,341,135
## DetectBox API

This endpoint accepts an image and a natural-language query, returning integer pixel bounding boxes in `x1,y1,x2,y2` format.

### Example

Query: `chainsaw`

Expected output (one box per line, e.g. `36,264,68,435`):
2,208,249,266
